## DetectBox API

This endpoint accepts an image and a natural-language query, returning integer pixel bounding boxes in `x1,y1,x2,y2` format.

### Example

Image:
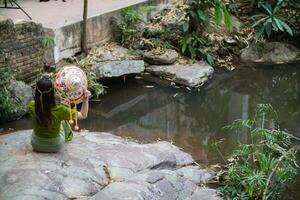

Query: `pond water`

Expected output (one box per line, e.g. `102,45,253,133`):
1,64,300,199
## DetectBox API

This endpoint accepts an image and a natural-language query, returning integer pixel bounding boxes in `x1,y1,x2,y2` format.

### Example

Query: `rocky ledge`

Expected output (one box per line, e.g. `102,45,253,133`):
0,130,220,200
240,42,300,65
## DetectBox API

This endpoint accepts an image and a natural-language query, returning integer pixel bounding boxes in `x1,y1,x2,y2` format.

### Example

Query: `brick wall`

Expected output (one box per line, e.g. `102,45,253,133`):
0,19,46,83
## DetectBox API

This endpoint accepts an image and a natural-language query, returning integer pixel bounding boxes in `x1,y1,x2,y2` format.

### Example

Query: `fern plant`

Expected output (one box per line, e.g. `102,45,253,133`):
40,36,56,49
215,104,299,199
252,0,293,39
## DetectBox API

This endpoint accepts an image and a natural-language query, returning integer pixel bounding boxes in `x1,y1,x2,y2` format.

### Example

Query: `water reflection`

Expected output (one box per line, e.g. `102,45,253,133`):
1,64,299,198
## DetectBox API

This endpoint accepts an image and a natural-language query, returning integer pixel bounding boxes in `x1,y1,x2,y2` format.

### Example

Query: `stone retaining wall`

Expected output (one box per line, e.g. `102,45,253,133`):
49,0,175,64
0,18,45,83
0,0,175,82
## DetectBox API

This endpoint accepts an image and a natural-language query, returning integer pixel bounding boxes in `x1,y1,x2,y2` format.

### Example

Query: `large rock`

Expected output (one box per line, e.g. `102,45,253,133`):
0,80,33,123
143,49,179,65
10,80,33,108
241,42,300,65
0,130,220,200
91,60,145,78
147,62,214,87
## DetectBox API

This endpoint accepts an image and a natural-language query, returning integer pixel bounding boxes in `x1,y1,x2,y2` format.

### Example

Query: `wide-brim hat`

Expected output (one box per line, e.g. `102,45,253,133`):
55,65,88,104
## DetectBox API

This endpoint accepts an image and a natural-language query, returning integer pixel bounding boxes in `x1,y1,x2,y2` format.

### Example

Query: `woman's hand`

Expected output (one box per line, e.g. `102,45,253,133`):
78,89,90,120
83,89,91,100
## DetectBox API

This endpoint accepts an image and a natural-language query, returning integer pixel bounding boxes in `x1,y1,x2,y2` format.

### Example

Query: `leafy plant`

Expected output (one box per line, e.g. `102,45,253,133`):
85,71,105,99
0,69,22,123
215,104,299,199
179,34,214,65
180,0,232,65
252,0,293,39
118,6,155,48
77,60,105,99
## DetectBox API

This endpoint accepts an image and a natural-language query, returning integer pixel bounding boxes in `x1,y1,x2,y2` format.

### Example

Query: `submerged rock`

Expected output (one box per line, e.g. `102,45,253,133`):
241,42,300,65
91,60,145,78
146,62,214,87
143,49,179,65
0,130,219,200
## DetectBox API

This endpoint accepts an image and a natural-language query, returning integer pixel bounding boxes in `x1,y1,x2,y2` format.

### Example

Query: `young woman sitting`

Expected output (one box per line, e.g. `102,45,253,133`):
28,77,90,153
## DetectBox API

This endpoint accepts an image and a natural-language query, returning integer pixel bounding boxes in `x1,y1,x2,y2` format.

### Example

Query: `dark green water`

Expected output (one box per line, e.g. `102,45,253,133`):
1,65,300,199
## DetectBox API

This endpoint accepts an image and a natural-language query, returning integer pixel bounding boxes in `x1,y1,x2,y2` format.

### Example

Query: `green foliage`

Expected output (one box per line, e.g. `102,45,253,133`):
77,61,105,99
118,6,155,48
216,104,299,199
0,69,22,123
252,0,293,39
180,0,232,65
40,36,56,48
85,71,105,99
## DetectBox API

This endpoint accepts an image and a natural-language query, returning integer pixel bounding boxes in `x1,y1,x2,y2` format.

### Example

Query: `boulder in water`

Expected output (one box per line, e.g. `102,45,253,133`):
240,42,300,65
146,62,214,87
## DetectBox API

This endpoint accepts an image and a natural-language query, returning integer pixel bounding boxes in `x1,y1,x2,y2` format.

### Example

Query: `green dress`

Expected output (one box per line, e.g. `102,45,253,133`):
28,101,76,153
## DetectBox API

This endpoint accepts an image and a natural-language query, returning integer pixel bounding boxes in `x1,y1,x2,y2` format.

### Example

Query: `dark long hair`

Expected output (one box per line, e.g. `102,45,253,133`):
34,77,56,127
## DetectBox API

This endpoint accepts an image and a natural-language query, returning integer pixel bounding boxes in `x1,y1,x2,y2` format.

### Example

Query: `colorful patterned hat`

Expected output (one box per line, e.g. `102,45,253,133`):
55,65,88,130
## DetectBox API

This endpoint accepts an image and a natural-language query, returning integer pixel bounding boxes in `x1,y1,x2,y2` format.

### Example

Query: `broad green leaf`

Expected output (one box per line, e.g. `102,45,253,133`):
274,0,285,13
199,48,214,65
274,18,284,31
259,2,273,16
280,20,293,36
206,53,214,65
264,19,272,37
272,21,279,31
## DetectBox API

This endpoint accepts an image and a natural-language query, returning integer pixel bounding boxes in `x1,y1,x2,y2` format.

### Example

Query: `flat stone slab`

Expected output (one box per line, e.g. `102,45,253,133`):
91,60,145,78
0,130,219,200
147,62,214,87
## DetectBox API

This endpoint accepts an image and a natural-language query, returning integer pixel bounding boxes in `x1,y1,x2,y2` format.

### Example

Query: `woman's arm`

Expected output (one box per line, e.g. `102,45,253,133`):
78,89,91,119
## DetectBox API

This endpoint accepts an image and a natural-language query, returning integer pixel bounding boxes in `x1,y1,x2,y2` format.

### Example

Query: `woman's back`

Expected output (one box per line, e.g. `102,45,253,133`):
28,100,76,138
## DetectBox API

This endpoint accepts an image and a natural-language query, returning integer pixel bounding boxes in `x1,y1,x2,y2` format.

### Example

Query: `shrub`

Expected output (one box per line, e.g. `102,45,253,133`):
180,0,232,65
252,0,293,39
118,6,155,49
0,69,22,123
215,104,299,199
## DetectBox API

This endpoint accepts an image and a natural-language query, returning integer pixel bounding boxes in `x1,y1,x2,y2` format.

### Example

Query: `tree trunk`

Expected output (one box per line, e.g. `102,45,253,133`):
81,0,88,56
